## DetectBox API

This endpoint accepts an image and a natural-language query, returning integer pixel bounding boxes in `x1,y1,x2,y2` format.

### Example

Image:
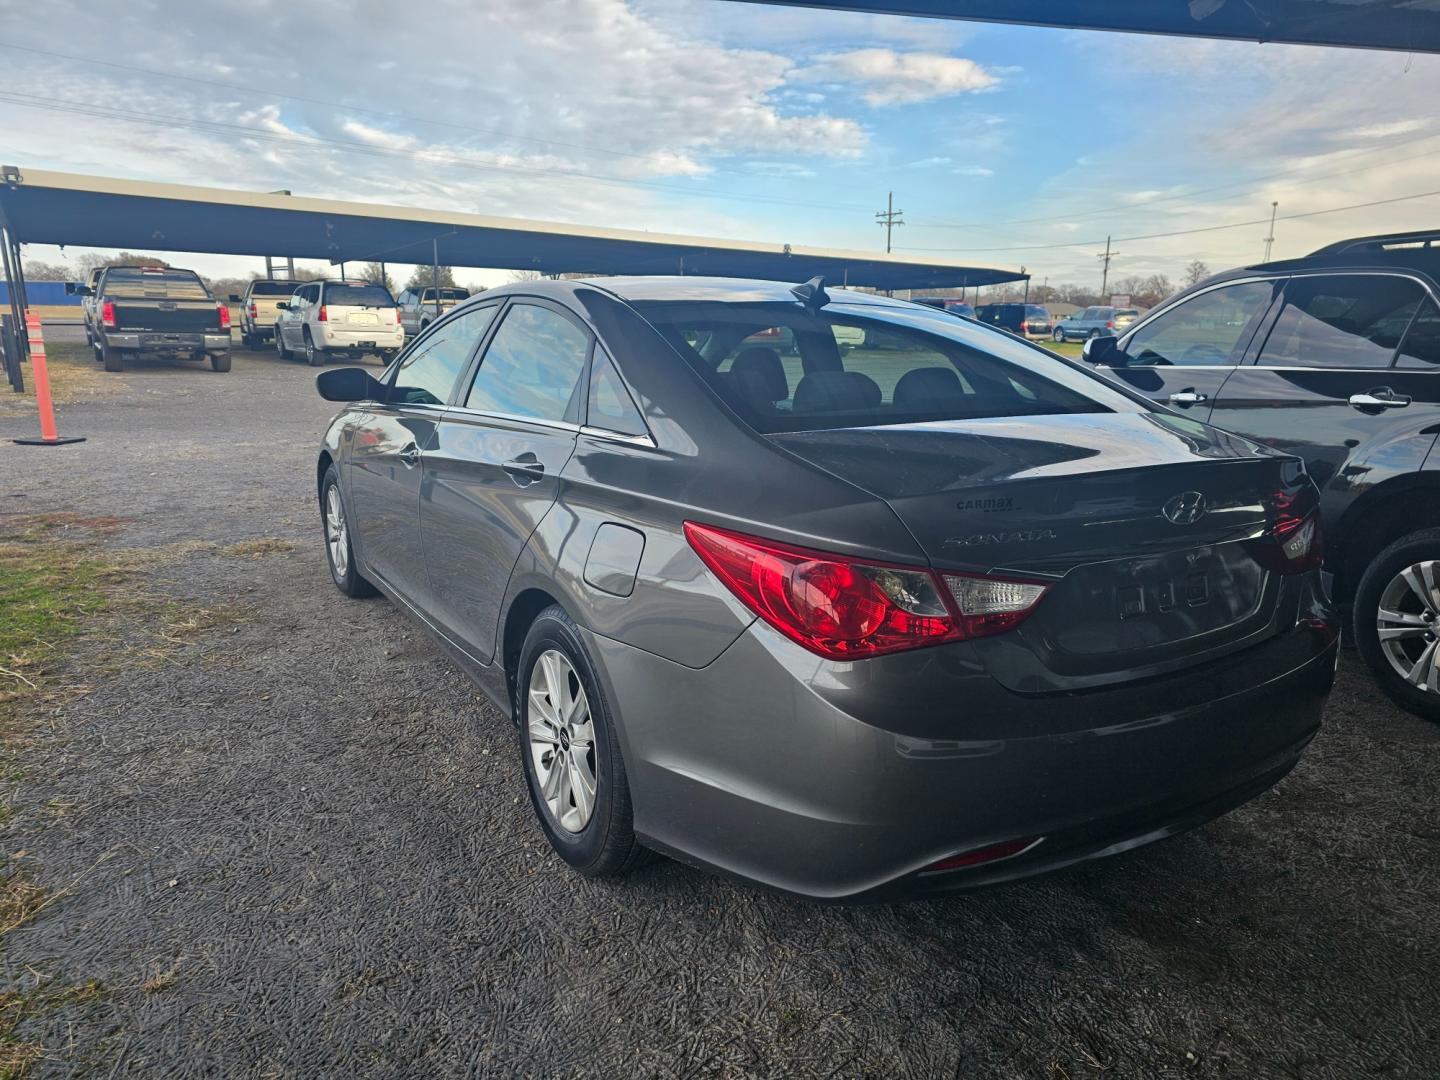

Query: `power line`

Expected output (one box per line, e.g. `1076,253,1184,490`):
897,187,1440,254
0,90,871,213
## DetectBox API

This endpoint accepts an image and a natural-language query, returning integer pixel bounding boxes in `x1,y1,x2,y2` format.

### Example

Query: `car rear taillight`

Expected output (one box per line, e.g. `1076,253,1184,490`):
683,522,1049,659
1266,511,1322,574
249,302,258,318
1020,320,1029,334
217,304,230,328
101,300,116,328
1106,320,1115,329
392,307,402,324
317,306,328,322
920,836,1044,874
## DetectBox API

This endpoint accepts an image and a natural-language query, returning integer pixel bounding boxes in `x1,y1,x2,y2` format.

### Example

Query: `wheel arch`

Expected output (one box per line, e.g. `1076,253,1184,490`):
1331,472,1440,603
316,450,334,502
502,587,568,717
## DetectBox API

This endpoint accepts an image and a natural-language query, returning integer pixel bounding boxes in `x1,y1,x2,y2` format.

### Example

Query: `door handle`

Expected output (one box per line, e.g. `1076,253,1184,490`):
502,454,546,484
1349,390,1411,410
1167,390,1208,407
397,442,422,467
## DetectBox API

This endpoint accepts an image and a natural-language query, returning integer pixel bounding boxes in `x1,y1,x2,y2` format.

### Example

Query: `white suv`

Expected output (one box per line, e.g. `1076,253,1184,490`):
275,280,403,366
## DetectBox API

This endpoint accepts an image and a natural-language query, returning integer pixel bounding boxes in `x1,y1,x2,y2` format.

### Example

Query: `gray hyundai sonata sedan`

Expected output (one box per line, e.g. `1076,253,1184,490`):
314,275,1338,900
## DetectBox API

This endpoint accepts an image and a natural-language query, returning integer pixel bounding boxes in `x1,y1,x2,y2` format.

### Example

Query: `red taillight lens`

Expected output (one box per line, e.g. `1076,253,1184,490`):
1263,511,1322,574
1106,320,1115,329
217,304,230,328
1020,321,1029,333
683,522,1048,659
317,306,328,322
101,300,116,327
921,837,1042,874
249,303,258,318
392,307,402,324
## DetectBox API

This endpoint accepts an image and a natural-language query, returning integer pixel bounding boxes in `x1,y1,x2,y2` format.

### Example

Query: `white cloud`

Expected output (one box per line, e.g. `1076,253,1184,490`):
906,156,953,168
953,165,994,177
799,49,999,105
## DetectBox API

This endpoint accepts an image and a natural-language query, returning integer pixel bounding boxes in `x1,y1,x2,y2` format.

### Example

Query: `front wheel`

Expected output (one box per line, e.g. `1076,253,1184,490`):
1052,328,1065,343
321,465,376,598
1088,329,1101,340
517,605,651,877
276,326,292,361
1355,529,1440,723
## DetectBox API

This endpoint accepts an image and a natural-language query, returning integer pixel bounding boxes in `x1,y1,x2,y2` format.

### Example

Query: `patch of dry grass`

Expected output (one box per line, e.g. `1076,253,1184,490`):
140,957,183,994
0,343,128,418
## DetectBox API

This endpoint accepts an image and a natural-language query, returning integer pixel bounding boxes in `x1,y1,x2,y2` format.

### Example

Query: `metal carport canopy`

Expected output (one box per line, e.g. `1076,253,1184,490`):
741,0,1440,53
0,167,1023,291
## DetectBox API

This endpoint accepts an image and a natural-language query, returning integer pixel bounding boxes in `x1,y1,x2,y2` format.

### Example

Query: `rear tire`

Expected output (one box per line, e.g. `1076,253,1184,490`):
1354,528,1440,723
102,344,123,372
209,351,232,372
321,465,377,599
516,605,652,877
305,330,323,367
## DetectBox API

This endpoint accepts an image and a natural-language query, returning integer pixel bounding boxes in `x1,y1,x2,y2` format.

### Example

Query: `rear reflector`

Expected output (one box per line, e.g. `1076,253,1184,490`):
684,522,1049,659
921,836,1043,874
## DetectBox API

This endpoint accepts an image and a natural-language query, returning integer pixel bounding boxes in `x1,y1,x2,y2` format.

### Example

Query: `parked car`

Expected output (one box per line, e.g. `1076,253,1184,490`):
975,302,1052,338
312,275,1336,899
1053,305,1140,342
913,297,977,319
1082,229,1440,719
79,266,231,372
69,267,104,335
274,280,402,366
232,279,299,348
398,286,471,336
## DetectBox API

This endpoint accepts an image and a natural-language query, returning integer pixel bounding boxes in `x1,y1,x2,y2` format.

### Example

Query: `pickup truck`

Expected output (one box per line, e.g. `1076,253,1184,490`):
397,286,470,336
81,266,232,372
230,279,299,349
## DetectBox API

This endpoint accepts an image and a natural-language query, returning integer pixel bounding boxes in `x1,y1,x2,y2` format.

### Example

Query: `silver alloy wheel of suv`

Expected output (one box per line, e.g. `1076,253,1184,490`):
1376,560,1440,692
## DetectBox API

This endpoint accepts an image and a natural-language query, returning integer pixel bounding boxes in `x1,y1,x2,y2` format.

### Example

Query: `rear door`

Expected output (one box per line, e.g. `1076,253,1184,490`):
1208,272,1440,520
421,299,590,660
347,304,500,603
1104,278,1281,419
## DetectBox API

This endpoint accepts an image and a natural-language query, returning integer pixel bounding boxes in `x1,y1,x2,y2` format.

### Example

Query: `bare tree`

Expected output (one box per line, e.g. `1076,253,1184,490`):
17,260,71,281
1183,260,1211,287
508,269,544,284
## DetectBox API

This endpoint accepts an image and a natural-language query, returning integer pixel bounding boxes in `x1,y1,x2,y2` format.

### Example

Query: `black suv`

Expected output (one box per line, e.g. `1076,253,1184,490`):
1083,230,1440,719
975,302,1052,338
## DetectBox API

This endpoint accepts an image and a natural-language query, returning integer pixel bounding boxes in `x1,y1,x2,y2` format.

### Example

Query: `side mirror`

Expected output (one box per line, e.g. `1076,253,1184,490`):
71,284,93,297
316,366,388,403
275,301,290,311
228,293,242,303
1082,336,1123,366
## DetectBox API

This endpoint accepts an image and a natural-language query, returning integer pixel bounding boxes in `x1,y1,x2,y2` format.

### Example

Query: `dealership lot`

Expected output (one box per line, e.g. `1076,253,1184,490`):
2,344,1438,1076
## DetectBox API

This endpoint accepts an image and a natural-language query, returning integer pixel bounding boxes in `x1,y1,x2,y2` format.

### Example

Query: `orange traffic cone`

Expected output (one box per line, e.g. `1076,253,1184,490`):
13,310,84,446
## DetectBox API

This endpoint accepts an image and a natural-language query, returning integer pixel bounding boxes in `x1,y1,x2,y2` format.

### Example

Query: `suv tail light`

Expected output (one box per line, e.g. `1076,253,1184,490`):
217,303,230,329
392,307,402,324
317,305,328,322
1106,320,1115,329
1020,320,1029,334
683,522,1049,660
101,300,116,328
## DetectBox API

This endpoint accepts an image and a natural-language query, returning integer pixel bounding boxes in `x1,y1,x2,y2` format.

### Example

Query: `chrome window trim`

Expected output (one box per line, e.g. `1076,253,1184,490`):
1118,275,1286,344
442,405,581,434
579,425,658,448
1252,269,1439,371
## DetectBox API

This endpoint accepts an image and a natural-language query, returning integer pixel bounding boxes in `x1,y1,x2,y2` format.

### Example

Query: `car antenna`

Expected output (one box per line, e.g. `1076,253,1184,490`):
790,275,829,310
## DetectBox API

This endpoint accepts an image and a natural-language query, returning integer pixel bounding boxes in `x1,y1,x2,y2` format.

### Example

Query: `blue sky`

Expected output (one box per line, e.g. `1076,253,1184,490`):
1,0,1436,291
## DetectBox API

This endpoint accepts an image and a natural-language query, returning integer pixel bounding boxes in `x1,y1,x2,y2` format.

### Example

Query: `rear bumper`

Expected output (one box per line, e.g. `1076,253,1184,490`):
585,582,1337,901
102,332,230,352
316,326,404,350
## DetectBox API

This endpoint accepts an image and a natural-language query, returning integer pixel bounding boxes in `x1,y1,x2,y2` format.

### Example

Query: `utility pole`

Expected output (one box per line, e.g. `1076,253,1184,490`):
875,192,904,254
1263,201,1279,262
1097,235,1118,302
1021,266,1029,303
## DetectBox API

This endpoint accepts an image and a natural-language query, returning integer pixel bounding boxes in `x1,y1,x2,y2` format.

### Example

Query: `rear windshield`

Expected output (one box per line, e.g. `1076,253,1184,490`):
102,268,211,300
325,284,394,306
423,288,470,301
1115,309,1140,318
1026,305,1049,319
248,281,299,296
633,300,1141,434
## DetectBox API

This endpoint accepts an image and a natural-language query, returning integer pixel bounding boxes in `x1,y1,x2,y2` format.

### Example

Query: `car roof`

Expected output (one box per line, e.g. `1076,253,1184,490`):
576,275,910,308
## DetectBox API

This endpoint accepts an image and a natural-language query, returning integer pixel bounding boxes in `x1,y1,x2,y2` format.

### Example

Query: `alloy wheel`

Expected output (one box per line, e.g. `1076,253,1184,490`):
1377,560,1440,692
324,485,348,578
527,648,598,833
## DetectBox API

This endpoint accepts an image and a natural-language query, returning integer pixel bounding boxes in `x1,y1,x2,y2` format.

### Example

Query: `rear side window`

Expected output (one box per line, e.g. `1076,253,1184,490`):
391,305,498,406
635,301,1135,434
1259,275,1422,369
1396,299,1440,368
1123,281,1275,367
586,349,648,437
326,284,394,306
466,302,589,422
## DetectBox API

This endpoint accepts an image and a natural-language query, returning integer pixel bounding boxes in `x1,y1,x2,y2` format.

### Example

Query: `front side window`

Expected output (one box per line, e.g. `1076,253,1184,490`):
1258,274,1422,369
391,305,499,406
1122,281,1276,366
465,303,590,422
635,300,1139,434
1396,298,1440,368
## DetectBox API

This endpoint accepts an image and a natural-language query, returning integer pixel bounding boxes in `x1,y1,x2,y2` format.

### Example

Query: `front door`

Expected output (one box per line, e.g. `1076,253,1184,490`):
347,304,500,603
421,300,590,661
1103,278,1282,420
1207,273,1440,523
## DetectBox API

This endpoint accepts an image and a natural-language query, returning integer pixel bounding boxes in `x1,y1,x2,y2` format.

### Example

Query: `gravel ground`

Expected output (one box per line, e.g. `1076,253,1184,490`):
2,345,1438,1078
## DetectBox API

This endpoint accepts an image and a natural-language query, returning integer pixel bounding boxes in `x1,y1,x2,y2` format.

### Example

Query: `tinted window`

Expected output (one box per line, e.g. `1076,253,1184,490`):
248,281,297,296
325,284,394,306
423,288,469,302
587,349,648,437
392,306,499,406
1396,299,1440,368
1123,281,1275,367
1259,275,1421,369
101,268,210,300
635,301,1136,435
1026,306,1049,319
466,303,589,421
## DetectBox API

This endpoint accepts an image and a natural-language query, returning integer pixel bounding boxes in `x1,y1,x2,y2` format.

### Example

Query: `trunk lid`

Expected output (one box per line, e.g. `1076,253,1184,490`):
769,412,1310,683
111,299,220,332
